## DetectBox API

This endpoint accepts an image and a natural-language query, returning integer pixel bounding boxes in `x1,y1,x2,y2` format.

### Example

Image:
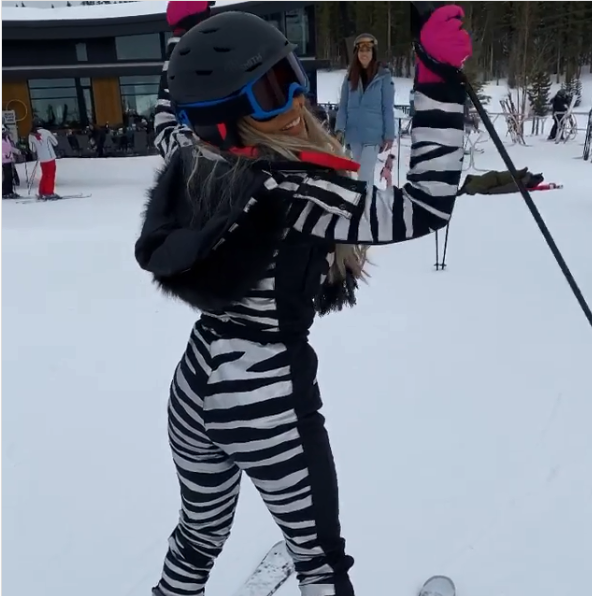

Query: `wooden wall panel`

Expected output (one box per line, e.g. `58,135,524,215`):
92,77,123,126
2,81,32,137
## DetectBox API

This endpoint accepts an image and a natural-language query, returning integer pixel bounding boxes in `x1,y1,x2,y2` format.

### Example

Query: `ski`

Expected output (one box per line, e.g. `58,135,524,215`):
231,541,455,596
419,576,456,596
16,193,91,205
233,541,294,596
530,183,564,192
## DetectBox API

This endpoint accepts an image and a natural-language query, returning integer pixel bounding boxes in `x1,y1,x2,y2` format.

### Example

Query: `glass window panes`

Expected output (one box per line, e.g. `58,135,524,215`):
30,86,77,100
264,13,285,34
76,43,88,62
285,9,311,56
28,78,92,129
120,75,160,120
115,34,162,61
82,89,94,124
29,78,76,89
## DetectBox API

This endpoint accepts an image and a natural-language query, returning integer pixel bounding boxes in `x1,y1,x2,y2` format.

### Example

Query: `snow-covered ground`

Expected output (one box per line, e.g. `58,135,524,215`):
3,73,592,596
319,69,592,116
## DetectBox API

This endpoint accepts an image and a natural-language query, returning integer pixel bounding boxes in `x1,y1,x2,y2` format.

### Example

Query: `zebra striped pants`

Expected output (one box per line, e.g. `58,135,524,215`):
156,321,355,596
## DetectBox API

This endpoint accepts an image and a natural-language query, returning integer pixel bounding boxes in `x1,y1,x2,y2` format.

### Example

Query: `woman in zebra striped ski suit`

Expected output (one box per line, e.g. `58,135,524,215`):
136,4,472,596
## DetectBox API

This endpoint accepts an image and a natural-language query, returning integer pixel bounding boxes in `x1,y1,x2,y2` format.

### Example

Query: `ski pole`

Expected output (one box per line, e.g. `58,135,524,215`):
27,161,38,195
434,223,451,271
410,1,592,330
396,118,403,187
441,221,451,270
434,231,440,271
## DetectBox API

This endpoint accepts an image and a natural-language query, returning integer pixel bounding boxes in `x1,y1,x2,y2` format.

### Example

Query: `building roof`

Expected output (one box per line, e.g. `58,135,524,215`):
1,0,241,21
2,0,313,40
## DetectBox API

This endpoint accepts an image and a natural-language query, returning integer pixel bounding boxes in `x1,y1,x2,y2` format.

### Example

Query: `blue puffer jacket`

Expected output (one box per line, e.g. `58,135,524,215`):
335,68,396,146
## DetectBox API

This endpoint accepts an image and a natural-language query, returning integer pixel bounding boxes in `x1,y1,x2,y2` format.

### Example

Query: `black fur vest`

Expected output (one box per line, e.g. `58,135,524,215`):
135,147,359,316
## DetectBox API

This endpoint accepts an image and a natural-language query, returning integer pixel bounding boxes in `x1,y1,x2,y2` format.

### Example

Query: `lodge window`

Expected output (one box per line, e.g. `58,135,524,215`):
120,75,160,120
263,9,312,57
28,78,94,130
285,9,312,57
75,42,88,62
263,13,285,34
115,33,162,61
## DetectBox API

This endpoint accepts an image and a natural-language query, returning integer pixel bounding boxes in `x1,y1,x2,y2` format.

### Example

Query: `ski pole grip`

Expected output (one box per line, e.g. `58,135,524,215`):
410,1,465,85
410,2,446,39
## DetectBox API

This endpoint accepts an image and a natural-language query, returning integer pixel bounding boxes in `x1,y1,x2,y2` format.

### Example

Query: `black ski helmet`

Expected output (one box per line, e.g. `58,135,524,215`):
167,11,296,126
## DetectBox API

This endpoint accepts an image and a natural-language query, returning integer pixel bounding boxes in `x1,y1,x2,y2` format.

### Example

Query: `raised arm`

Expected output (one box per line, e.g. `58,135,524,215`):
265,5,471,246
154,2,213,160
263,83,465,246
153,35,194,161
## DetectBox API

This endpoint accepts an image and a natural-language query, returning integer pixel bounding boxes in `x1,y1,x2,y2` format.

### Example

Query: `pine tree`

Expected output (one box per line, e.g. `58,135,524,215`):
527,71,552,116
463,57,491,106
562,76,582,108
571,78,583,107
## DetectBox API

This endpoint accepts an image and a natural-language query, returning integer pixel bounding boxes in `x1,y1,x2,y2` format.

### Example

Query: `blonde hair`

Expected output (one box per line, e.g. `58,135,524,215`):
190,105,369,284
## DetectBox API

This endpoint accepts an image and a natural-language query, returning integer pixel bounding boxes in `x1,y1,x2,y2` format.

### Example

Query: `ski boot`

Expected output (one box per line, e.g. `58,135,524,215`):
38,193,60,201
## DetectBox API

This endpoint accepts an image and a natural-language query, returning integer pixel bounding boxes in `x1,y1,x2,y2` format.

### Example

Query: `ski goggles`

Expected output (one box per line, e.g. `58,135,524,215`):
177,52,310,125
354,34,378,51
356,42,375,52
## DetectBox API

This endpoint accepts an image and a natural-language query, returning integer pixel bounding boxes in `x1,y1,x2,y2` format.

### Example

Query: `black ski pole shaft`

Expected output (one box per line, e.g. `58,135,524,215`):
409,1,592,330
435,230,440,271
441,222,451,270
465,83,592,328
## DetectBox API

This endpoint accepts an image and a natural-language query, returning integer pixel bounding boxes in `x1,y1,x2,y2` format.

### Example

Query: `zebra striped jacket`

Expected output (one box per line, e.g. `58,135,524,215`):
136,83,467,336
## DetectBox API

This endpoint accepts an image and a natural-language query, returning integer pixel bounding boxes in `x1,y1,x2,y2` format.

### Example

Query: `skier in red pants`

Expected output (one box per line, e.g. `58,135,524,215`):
28,119,59,200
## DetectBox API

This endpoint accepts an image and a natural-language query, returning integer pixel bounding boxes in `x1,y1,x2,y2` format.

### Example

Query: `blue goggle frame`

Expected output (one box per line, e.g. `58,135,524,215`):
177,53,310,123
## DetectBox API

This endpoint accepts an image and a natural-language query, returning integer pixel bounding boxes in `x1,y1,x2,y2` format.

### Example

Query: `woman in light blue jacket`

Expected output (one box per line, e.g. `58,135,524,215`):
335,33,396,185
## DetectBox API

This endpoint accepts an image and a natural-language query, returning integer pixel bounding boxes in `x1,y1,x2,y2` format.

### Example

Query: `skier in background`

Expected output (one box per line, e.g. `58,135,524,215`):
135,4,472,596
548,88,570,141
2,125,21,199
335,33,396,185
28,119,59,200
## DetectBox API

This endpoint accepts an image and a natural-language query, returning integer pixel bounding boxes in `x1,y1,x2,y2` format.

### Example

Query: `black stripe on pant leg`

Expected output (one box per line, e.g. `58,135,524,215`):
287,341,355,596
209,340,355,596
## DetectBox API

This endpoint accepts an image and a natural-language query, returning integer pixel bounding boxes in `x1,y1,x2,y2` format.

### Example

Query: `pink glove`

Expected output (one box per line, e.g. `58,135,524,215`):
167,1,210,31
417,5,472,84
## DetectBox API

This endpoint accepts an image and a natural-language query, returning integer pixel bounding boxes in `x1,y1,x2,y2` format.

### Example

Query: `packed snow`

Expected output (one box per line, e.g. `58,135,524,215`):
1,0,245,21
3,73,592,596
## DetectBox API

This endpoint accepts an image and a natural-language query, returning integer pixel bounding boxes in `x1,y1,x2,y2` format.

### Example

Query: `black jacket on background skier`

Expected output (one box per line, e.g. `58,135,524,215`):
136,4,472,596
548,89,570,140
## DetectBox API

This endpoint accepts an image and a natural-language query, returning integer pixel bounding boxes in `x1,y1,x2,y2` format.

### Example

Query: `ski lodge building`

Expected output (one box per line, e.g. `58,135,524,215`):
2,1,326,137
